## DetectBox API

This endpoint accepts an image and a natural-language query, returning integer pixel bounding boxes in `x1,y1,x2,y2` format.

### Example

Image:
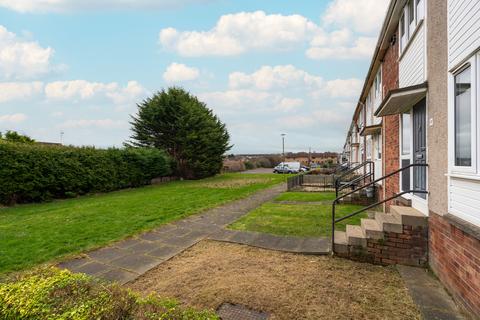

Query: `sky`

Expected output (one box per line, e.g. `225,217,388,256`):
0,0,389,154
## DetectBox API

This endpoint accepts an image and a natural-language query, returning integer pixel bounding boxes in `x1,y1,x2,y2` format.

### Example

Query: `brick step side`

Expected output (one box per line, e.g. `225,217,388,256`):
333,207,429,267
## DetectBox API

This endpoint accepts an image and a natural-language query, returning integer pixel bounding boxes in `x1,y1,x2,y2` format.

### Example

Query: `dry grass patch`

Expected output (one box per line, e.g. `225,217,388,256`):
128,241,420,320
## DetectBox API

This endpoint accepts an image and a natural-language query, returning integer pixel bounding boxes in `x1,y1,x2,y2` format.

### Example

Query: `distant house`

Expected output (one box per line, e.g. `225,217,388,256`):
284,152,338,166
338,0,480,316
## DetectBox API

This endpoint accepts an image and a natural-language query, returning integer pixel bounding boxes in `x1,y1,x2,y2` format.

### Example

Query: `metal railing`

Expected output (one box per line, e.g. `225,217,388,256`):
331,163,429,251
287,174,304,190
287,173,335,191
334,161,374,198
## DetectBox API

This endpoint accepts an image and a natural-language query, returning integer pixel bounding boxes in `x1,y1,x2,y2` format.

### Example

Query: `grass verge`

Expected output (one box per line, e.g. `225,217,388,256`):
230,191,365,237
274,191,336,202
0,173,285,274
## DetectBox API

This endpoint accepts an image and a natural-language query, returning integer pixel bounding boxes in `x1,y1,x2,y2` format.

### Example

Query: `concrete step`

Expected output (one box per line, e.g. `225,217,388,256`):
375,212,403,233
333,231,348,254
390,205,428,227
361,218,384,239
346,225,367,247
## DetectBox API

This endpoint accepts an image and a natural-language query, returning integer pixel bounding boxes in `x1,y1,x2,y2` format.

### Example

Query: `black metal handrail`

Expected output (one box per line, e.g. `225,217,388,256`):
331,163,429,251
334,160,374,198
337,173,373,193
335,161,373,182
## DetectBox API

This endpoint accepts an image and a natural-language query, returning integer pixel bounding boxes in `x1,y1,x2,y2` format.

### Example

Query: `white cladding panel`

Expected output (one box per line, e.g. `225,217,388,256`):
449,177,480,226
399,24,425,87
448,0,480,69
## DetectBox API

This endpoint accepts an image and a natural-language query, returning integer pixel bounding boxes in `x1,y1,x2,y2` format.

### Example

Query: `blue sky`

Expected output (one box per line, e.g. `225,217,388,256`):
0,0,389,154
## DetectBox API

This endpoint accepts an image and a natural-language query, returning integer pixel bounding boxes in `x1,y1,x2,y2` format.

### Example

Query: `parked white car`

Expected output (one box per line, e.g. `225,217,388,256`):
273,162,301,174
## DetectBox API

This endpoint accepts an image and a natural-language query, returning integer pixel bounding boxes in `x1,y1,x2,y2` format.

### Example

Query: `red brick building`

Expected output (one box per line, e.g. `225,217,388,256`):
338,0,480,317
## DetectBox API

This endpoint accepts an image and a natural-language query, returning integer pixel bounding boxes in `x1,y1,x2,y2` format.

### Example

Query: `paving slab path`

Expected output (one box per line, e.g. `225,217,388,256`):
58,183,330,284
397,265,466,320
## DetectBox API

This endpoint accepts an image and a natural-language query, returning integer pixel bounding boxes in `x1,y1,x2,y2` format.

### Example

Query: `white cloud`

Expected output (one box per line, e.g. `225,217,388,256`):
158,9,382,60
163,63,200,83
50,111,64,117
277,98,303,112
0,25,55,80
45,80,148,105
323,0,390,34
198,89,274,111
0,113,27,123
324,78,363,98
0,0,213,13
229,65,323,91
0,81,43,103
59,119,126,129
159,11,319,56
276,109,348,129
307,36,376,60
226,65,360,99
106,81,148,105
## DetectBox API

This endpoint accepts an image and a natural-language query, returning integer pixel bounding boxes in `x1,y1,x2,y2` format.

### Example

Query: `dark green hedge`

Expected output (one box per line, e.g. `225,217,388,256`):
0,142,173,205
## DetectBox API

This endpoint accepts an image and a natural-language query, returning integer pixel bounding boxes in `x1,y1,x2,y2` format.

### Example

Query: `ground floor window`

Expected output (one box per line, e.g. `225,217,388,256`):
400,113,412,192
449,54,477,174
448,53,480,226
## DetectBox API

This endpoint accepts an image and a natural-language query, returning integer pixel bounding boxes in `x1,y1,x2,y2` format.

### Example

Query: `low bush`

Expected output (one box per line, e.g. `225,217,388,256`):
0,142,173,205
244,161,256,170
0,267,218,320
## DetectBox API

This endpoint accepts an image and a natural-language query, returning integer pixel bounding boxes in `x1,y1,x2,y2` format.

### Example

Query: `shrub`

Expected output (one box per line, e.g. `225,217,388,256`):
0,142,173,205
222,160,246,172
0,267,218,320
244,161,255,170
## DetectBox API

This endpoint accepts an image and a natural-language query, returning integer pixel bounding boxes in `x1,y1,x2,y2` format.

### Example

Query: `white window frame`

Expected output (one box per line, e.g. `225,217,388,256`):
375,134,382,160
400,112,413,196
416,0,424,22
408,0,416,37
448,55,478,175
366,137,372,160
399,0,425,55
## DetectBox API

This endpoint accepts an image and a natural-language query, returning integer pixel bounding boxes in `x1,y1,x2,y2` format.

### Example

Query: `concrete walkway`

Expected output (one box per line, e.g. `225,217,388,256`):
59,183,328,284
397,265,465,320
209,229,330,254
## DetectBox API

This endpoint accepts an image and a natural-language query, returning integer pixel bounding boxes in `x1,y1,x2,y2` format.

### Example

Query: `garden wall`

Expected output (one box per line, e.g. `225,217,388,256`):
0,142,172,205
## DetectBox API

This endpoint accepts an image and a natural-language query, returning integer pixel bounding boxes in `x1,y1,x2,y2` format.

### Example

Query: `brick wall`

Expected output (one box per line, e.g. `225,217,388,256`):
429,213,480,316
381,31,400,208
366,225,428,266
339,225,428,267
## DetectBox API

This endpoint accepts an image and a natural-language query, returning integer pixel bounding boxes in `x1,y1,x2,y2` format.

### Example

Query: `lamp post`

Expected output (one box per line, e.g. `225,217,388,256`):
281,133,286,163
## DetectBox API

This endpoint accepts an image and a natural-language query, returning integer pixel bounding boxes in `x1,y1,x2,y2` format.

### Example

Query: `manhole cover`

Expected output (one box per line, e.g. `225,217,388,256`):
217,303,269,320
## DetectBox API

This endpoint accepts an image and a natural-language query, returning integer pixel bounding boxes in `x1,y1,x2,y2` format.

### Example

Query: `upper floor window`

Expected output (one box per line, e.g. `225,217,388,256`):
454,65,472,167
399,0,424,54
374,69,382,99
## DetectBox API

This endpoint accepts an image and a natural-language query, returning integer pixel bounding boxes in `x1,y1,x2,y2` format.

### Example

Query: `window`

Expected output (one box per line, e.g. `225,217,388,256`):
401,113,411,155
400,13,406,52
399,0,423,54
408,0,415,35
416,0,424,21
401,113,412,192
366,138,372,160
376,134,382,159
374,69,382,99
454,66,472,167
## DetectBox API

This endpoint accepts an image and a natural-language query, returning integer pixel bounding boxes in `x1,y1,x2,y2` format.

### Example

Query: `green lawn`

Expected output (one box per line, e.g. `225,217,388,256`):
229,200,365,238
274,191,336,202
0,173,285,274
